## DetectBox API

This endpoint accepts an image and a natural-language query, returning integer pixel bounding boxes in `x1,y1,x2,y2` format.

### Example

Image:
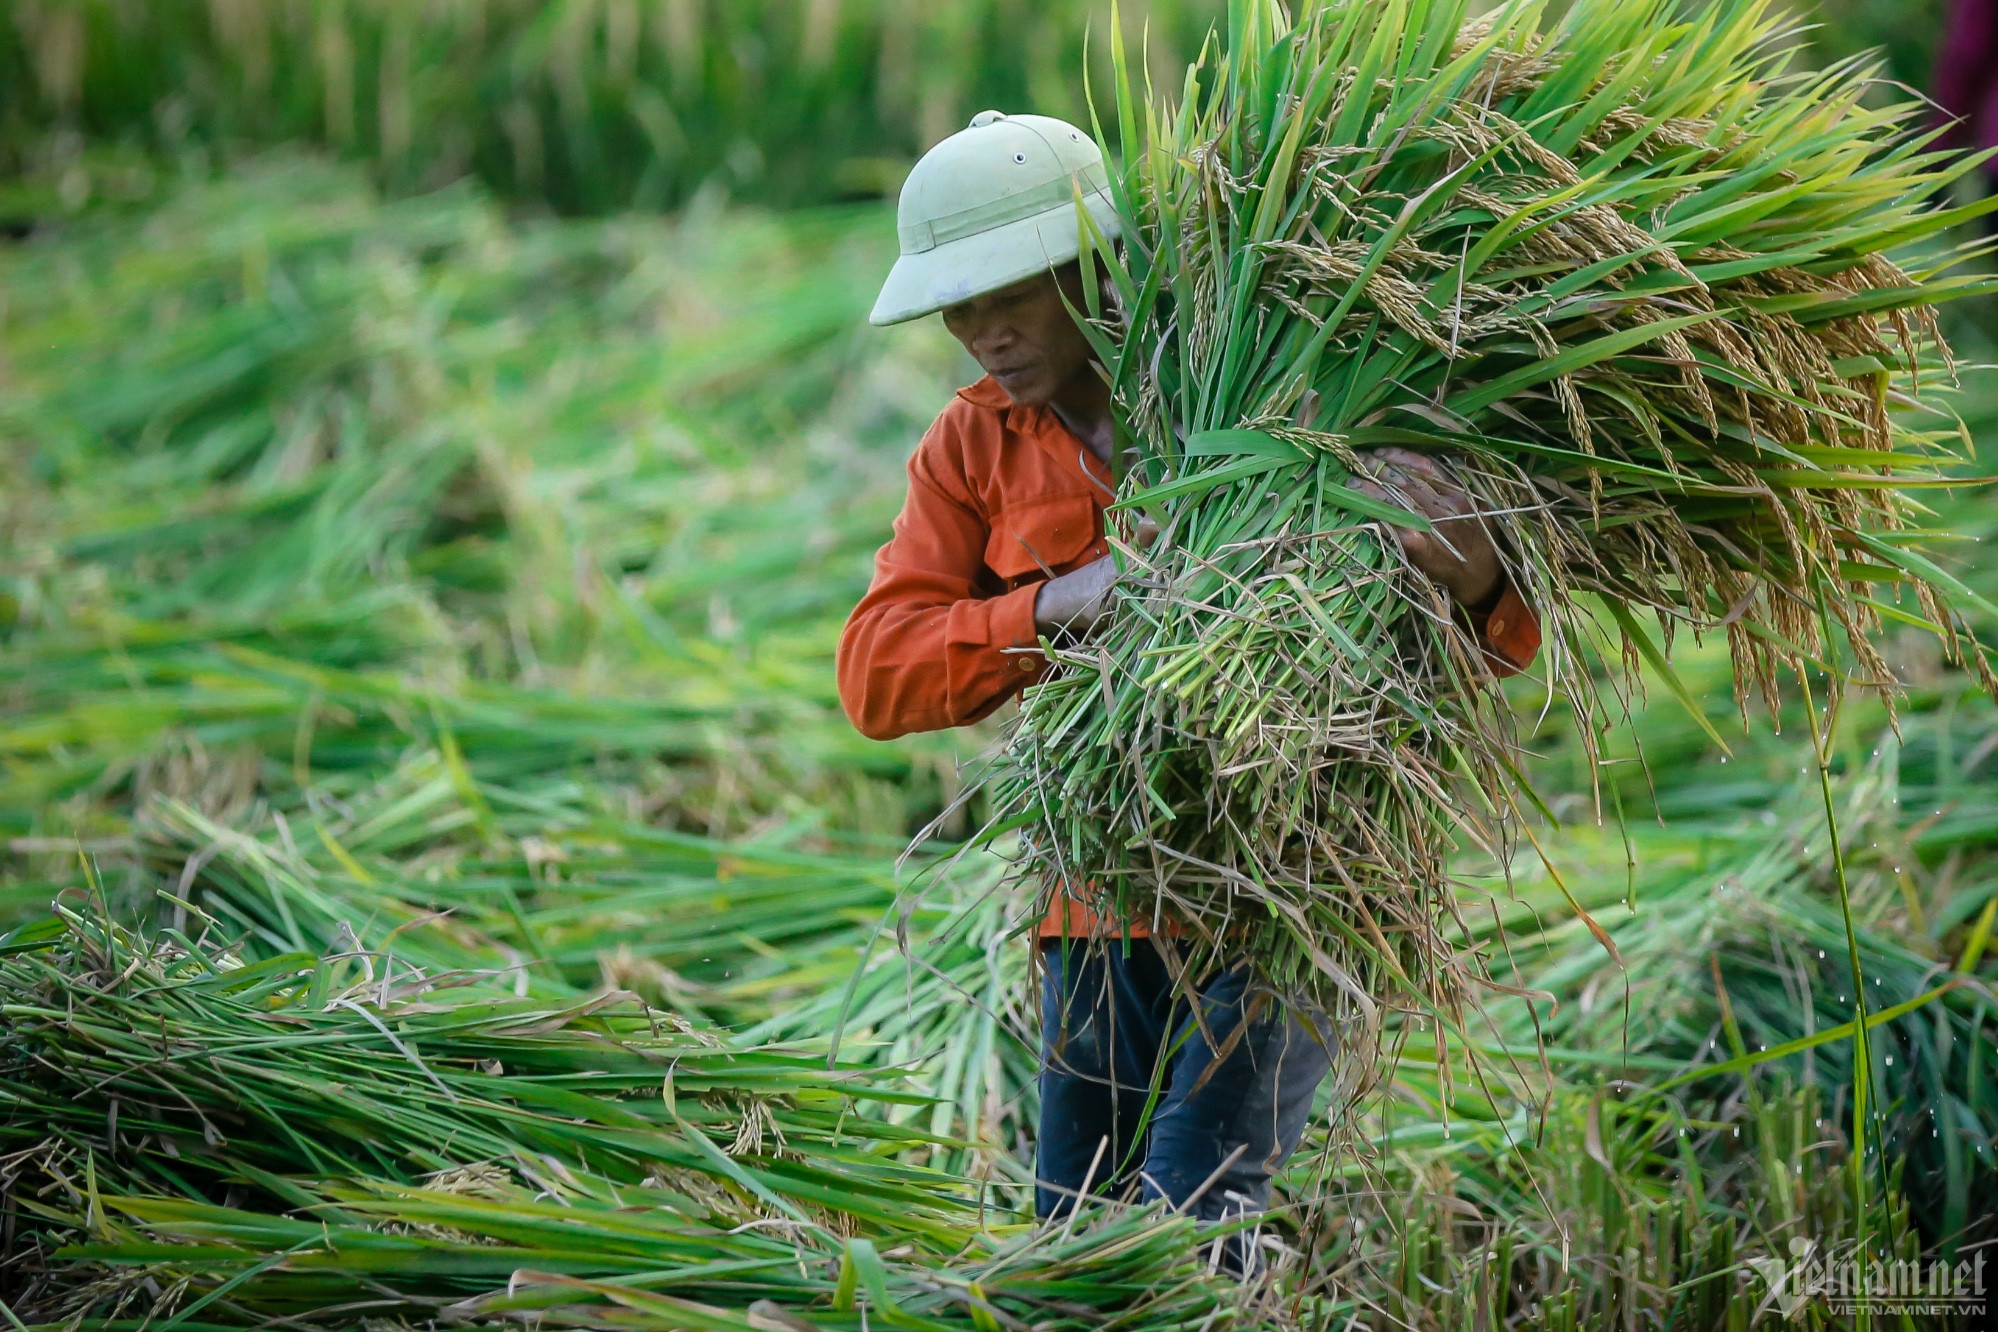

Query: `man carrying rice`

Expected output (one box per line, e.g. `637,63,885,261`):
836,110,1540,1256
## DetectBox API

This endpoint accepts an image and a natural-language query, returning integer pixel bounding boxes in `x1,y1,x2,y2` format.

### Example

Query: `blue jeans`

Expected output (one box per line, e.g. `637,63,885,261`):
1034,939,1334,1225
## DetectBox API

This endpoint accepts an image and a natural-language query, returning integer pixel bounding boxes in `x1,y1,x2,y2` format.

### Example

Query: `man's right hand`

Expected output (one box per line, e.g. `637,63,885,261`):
1033,555,1121,636
1032,519,1158,637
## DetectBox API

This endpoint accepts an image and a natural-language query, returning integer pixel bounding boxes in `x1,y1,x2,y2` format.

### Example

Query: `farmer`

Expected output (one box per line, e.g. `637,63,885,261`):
837,112,1539,1255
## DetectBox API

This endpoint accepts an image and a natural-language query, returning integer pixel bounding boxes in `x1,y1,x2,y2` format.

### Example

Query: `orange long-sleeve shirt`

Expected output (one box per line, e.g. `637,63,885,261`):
837,375,1542,936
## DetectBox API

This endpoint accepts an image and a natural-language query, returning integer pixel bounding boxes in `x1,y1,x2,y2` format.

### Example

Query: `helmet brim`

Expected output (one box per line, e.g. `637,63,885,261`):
868,191,1121,327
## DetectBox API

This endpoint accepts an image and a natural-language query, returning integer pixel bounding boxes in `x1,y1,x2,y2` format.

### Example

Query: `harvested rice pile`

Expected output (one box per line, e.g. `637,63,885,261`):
993,0,1998,1061
0,908,1257,1328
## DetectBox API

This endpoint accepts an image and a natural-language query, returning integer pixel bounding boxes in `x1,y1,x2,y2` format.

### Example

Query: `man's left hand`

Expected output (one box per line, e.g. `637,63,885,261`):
1350,448,1503,609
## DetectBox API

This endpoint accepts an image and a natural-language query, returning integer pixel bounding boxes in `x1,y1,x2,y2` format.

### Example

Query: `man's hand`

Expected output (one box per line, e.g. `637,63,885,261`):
1350,448,1503,609
1033,556,1120,636
1033,519,1159,637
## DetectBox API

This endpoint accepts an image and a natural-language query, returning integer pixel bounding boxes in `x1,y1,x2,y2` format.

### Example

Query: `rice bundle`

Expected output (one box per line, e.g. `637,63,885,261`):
992,0,1998,1051
0,909,1252,1327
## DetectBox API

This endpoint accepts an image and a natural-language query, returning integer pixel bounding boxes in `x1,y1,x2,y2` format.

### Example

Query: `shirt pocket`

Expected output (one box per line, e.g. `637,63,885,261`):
984,494,1102,582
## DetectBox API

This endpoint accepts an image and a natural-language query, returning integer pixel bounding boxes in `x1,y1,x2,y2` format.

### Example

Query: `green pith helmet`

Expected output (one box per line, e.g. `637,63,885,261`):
869,110,1120,327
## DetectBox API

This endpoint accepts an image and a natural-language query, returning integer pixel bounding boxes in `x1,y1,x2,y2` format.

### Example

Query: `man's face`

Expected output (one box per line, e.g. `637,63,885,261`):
940,265,1095,407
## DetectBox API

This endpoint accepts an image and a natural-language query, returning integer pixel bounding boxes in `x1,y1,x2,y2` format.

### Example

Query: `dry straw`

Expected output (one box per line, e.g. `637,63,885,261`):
984,0,1998,1086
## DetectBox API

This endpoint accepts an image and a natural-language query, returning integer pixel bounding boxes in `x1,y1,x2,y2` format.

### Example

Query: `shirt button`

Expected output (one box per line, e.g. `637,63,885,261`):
1018,657,1038,672
1488,617,1507,637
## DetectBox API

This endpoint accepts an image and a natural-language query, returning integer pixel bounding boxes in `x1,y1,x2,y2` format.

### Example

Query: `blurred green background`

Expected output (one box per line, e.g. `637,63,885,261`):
0,0,1223,215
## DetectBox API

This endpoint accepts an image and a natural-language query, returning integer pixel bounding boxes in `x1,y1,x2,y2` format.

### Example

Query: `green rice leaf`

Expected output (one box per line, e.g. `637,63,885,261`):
1109,454,1297,508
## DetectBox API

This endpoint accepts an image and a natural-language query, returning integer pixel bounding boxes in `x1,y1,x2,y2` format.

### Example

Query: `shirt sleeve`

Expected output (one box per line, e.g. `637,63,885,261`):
837,436,1045,741
1473,579,1541,677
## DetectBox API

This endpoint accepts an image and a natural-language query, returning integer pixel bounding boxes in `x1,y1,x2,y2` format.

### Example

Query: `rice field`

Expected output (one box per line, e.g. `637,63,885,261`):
0,0,1224,214
2,2,1996,1327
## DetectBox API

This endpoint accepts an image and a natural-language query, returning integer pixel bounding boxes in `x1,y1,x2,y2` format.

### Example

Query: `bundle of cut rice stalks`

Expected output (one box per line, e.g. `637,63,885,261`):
990,0,1998,1071
0,909,1261,1328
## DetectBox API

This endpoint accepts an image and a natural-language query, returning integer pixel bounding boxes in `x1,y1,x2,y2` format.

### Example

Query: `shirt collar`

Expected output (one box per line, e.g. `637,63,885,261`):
954,375,1013,411
954,375,1114,491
